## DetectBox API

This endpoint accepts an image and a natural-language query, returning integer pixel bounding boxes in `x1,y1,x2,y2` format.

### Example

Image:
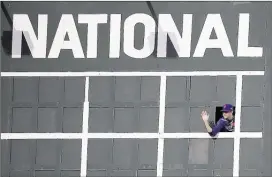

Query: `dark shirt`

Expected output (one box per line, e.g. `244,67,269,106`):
209,117,235,136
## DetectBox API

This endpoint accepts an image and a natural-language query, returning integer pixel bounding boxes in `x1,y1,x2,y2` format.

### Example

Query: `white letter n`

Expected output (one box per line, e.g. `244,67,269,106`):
12,14,48,58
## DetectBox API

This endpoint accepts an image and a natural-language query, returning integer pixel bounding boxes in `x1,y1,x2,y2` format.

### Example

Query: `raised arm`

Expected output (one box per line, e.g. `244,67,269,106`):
201,110,213,133
201,111,226,137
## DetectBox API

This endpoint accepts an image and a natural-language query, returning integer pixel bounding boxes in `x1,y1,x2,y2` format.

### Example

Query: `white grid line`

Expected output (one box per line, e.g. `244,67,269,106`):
80,77,90,177
0,71,265,77
0,71,265,177
233,74,243,177
0,132,262,139
156,76,166,177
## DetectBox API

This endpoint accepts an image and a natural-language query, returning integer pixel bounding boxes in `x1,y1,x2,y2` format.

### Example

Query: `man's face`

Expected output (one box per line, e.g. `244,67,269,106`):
223,111,232,119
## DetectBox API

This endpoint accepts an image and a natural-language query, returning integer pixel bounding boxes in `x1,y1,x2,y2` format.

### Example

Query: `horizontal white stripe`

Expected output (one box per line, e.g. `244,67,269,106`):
1,0,267,2
1,71,264,77
1,132,262,140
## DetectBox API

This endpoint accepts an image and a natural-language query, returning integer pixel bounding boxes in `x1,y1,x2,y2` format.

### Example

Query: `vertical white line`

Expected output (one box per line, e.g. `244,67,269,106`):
80,77,90,177
157,76,167,177
233,74,243,177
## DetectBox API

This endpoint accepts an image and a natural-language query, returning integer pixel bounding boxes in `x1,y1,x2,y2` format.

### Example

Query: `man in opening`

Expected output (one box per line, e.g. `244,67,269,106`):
201,104,235,137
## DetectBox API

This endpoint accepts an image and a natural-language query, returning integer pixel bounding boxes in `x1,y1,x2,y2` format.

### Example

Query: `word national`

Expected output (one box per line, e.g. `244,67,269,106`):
11,13,263,58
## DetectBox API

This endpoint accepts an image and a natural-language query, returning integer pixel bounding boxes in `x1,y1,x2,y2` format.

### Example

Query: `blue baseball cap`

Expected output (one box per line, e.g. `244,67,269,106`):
221,104,233,112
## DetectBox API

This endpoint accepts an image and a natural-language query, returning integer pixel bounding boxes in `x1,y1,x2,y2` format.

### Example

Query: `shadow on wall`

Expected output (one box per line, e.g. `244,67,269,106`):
2,30,32,56
1,1,31,56
147,32,179,58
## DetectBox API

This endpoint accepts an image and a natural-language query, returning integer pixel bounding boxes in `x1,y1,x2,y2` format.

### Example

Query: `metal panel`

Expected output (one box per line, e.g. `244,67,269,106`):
138,170,157,177
1,141,9,177
12,108,33,132
240,139,262,169
213,169,232,177
38,78,62,103
241,107,263,132
138,139,158,170
89,77,114,105
13,78,38,103
64,78,85,103
60,140,81,169
165,77,187,104
242,76,265,106
35,171,56,177
163,170,186,177
10,140,34,171
239,169,262,177
115,77,140,103
61,170,80,177
216,76,236,105
112,139,137,170
1,78,12,133
113,108,137,133
10,170,32,177
3,59,265,72
87,139,112,169
89,108,113,133
188,139,210,165
140,77,160,103
37,108,58,133
213,139,234,169
262,4,272,176
190,77,216,103
139,108,159,133
35,140,58,169
163,139,189,170
188,168,212,177
63,108,83,133
87,170,106,177
111,170,134,177
165,107,190,133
